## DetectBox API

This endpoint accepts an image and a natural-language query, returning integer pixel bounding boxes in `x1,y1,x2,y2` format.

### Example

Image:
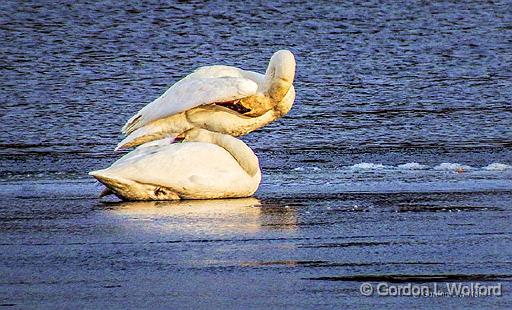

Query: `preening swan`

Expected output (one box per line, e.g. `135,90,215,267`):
116,50,295,150
90,129,261,200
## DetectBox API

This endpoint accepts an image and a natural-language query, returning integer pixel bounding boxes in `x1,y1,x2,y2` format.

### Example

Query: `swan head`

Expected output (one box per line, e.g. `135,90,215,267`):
241,50,296,117
265,50,296,85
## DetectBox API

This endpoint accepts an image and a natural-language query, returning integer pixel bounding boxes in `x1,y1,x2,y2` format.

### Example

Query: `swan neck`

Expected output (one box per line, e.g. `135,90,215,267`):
212,133,259,177
237,84,295,134
273,85,295,117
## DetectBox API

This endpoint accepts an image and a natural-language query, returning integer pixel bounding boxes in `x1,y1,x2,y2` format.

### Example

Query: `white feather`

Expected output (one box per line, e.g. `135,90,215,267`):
118,50,296,150
115,126,179,151
90,131,261,200
122,76,258,134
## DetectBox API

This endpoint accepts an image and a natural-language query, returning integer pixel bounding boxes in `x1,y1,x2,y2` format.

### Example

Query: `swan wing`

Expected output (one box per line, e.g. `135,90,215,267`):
192,65,264,83
122,75,258,134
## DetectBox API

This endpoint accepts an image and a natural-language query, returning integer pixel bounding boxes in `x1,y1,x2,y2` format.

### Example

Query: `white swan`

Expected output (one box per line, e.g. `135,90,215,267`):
116,50,296,150
90,129,261,200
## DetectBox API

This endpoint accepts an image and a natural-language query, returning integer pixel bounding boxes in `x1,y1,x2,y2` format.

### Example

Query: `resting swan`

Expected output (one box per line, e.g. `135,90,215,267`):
116,50,296,150
90,129,261,200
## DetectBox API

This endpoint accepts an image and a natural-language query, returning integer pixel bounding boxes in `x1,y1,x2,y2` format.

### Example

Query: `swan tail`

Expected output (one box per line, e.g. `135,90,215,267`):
115,126,180,151
89,169,181,201
99,187,114,197
121,92,171,134
121,114,142,135
89,169,136,200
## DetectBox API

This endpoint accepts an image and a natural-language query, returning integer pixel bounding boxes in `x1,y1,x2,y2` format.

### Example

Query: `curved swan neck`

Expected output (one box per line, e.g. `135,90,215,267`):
262,50,296,102
234,84,296,135
273,85,295,117
211,133,259,177
185,129,259,177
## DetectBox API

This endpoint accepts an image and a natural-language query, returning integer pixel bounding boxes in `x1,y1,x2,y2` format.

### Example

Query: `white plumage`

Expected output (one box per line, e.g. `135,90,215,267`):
90,50,296,201
116,50,296,150
90,129,261,200
122,76,258,134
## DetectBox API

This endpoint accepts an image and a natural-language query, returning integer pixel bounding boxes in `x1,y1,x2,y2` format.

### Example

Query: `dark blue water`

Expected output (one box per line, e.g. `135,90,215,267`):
1,0,511,308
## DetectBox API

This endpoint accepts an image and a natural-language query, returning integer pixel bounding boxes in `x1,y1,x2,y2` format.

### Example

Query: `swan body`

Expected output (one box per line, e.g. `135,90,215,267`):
116,50,296,150
90,129,261,201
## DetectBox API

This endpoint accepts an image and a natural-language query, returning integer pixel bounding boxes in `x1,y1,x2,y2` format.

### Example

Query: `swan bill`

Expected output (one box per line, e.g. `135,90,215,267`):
214,100,252,114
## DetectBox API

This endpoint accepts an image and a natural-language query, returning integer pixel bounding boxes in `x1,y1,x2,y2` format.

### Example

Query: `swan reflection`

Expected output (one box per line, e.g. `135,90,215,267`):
105,198,297,235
